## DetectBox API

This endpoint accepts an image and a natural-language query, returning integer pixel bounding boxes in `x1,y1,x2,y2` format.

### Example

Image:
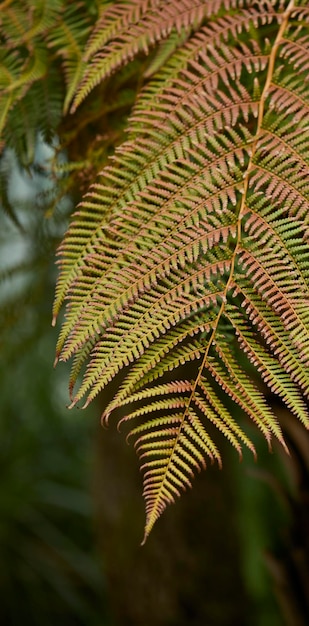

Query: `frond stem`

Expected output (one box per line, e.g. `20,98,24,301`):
183,0,296,420
142,0,295,542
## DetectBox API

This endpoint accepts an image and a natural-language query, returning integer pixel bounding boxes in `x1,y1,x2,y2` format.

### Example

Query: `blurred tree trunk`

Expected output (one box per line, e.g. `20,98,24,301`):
92,419,249,626
264,411,309,626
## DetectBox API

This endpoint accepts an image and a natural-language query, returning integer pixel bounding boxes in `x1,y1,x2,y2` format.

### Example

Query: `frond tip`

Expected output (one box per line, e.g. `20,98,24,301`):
54,0,309,540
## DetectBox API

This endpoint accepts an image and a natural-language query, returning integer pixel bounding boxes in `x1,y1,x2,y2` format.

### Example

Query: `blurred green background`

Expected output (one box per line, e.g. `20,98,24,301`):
1,142,308,626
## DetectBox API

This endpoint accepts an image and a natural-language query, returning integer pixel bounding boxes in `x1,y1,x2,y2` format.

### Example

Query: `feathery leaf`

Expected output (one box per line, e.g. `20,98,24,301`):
54,0,309,540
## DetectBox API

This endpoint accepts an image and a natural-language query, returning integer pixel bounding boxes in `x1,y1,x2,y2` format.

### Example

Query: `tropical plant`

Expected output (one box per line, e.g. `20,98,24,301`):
1,0,309,547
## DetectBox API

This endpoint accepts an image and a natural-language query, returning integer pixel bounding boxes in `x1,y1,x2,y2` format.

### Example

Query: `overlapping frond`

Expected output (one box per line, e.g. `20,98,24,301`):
47,2,93,114
54,0,309,540
0,0,95,159
72,0,242,111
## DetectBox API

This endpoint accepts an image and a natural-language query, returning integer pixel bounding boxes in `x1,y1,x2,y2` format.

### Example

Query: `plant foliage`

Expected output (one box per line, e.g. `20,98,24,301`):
2,0,309,543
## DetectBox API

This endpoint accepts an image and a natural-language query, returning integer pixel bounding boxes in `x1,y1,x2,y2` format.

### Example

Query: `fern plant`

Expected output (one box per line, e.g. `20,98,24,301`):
54,0,309,542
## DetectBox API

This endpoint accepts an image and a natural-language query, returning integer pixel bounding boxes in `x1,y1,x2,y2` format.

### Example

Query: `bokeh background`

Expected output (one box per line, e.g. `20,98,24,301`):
1,142,309,626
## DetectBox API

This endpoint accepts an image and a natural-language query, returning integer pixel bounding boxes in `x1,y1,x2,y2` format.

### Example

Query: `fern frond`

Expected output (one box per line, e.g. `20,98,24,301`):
226,307,309,426
0,0,97,157
72,0,241,111
47,2,93,114
0,0,62,44
0,0,61,137
83,0,163,61
129,5,277,126
55,1,309,540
